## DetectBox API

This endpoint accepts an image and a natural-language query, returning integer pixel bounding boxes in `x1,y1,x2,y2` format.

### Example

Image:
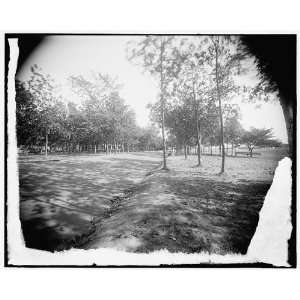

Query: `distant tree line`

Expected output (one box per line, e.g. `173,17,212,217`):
16,65,162,155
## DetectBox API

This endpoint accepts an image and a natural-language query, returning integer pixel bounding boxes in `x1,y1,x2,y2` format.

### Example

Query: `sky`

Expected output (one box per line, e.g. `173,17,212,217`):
17,35,288,143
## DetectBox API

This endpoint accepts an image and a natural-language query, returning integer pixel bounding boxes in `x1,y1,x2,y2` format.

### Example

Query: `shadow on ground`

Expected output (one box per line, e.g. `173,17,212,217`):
140,177,269,254
18,151,284,254
86,172,270,254
18,152,161,251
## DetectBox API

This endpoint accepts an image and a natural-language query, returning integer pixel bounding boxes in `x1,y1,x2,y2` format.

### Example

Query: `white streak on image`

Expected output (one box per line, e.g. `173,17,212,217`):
247,157,292,266
7,38,25,260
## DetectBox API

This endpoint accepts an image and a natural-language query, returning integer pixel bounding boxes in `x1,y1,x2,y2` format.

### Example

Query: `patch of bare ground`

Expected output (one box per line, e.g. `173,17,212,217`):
85,152,286,254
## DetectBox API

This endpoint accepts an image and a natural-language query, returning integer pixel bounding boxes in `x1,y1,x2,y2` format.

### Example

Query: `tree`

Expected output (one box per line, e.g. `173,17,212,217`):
224,113,243,156
63,102,89,152
241,127,277,157
105,91,136,153
137,126,162,151
173,38,212,166
207,36,242,173
70,73,140,154
163,99,195,159
201,96,219,156
16,67,147,156
27,65,66,156
15,79,40,146
127,36,180,170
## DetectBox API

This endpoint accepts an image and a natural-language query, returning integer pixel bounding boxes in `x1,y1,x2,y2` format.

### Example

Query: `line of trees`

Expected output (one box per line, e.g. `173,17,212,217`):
16,37,283,167
128,36,282,173
16,65,162,155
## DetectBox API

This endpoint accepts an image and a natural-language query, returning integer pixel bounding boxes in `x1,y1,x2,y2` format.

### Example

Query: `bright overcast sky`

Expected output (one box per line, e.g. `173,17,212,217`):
17,35,288,143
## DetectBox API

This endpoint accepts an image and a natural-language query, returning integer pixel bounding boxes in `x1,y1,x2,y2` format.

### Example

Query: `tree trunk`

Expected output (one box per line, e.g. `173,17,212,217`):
196,116,201,165
184,144,187,159
226,137,229,155
45,131,48,157
196,130,201,166
160,37,167,170
192,80,201,166
215,38,225,173
176,142,181,156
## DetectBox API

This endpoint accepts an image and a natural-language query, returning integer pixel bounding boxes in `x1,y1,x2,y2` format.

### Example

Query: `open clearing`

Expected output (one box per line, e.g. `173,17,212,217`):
19,152,161,251
18,148,288,253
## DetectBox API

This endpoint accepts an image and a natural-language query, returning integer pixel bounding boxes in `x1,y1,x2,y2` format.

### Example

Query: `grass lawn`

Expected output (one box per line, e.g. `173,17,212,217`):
84,148,288,254
18,147,288,253
18,152,161,251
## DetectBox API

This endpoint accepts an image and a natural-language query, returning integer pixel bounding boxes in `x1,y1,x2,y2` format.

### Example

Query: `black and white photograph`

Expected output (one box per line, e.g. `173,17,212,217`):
2,0,300,299
4,34,296,268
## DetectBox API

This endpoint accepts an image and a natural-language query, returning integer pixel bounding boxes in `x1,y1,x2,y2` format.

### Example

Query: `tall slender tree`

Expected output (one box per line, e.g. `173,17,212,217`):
127,36,180,170
207,36,242,173
174,39,212,166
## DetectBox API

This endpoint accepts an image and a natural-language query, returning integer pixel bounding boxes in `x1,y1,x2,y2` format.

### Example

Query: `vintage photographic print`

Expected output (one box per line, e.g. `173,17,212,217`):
4,34,296,267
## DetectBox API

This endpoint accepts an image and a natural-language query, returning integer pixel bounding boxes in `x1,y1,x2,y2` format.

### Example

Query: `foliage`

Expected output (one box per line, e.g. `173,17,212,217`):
241,127,281,156
27,64,66,140
127,36,181,168
224,113,244,146
16,36,284,162
15,79,40,146
16,66,150,153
